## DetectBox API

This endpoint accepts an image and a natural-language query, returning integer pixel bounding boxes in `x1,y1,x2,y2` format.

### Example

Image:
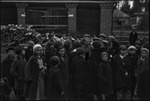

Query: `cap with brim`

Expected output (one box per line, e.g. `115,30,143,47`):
102,40,109,44
83,34,90,37
99,33,106,38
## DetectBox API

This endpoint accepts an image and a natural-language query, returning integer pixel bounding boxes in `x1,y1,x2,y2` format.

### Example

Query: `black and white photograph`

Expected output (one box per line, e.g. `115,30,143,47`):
1,0,149,100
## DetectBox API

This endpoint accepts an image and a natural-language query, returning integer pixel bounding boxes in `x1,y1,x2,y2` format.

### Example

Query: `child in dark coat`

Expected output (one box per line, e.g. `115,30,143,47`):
112,45,130,100
1,47,16,99
10,46,26,100
47,56,64,100
135,48,149,100
98,51,113,100
71,47,88,100
55,46,69,100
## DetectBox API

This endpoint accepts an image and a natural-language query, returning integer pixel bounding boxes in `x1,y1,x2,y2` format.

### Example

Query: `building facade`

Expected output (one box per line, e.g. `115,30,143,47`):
1,0,117,36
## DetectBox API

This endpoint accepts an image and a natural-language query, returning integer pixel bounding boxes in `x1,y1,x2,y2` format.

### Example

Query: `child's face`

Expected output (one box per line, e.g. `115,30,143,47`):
35,47,42,56
128,49,136,55
59,48,65,57
102,55,108,61
120,48,127,56
141,51,148,59
7,50,15,60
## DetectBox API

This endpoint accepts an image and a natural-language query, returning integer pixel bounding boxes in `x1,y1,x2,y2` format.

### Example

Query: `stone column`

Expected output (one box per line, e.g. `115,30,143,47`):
16,3,28,25
100,3,115,36
66,4,77,34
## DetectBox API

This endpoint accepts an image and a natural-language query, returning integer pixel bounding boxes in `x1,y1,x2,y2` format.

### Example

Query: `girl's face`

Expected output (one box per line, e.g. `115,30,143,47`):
59,48,65,57
35,47,43,56
102,54,108,61
128,49,136,55
141,51,148,59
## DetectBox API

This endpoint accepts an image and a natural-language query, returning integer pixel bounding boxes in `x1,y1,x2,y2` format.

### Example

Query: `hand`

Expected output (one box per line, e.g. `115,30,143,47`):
124,72,128,77
61,91,64,95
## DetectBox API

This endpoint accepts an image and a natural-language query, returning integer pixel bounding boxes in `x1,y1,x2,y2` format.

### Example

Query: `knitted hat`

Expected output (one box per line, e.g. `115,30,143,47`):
101,51,108,57
33,44,42,52
128,46,136,50
141,48,149,54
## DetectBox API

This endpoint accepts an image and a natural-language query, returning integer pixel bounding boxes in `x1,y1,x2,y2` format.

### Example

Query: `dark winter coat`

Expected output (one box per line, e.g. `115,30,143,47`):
136,66,149,100
45,47,56,69
1,56,15,87
23,55,46,100
125,54,139,88
87,48,103,94
10,55,26,90
98,60,113,94
110,40,120,57
25,46,33,62
71,55,88,94
111,55,130,89
136,57,149,75
56,54,69,98
47,66,64,100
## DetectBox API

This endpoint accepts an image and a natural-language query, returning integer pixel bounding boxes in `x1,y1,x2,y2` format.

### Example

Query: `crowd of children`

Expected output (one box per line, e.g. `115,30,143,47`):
1,32,149,100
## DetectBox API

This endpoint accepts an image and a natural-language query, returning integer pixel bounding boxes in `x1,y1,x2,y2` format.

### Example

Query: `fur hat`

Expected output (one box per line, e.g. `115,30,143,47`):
33,44,42,52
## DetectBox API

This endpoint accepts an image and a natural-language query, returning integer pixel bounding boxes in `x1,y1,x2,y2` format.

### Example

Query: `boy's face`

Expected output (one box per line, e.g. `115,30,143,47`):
120,48,127,56
102,54,108,61
7,50,15,60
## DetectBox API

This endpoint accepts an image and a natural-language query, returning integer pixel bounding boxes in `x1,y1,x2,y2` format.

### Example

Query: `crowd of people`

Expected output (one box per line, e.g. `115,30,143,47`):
1,31,149,100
